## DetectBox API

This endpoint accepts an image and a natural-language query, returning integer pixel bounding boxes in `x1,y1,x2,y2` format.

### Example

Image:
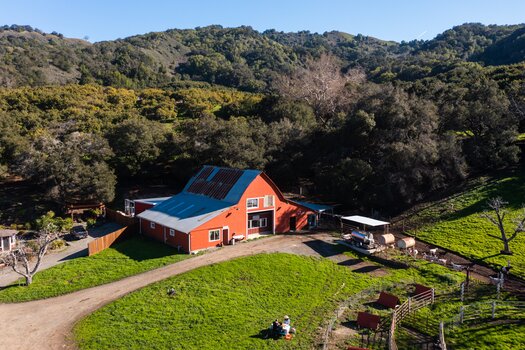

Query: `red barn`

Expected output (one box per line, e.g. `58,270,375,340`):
136,165,319,253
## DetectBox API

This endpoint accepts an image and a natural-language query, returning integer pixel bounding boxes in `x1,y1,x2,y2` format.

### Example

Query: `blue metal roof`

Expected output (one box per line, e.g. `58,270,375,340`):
291,200,333,213
134,197,172,205
137,192,233,233
138,166,261,233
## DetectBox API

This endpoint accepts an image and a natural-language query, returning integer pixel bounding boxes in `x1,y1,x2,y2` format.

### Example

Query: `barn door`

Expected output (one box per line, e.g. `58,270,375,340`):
289,216,296,231
222,227,230,245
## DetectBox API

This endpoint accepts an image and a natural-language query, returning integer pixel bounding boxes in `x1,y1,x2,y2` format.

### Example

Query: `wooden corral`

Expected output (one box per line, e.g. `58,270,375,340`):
377,291,400,309
357,311,381,330
414,284,432,296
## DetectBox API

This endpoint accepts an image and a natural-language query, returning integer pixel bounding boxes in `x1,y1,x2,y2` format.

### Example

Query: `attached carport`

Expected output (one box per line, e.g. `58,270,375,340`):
292,201,334,228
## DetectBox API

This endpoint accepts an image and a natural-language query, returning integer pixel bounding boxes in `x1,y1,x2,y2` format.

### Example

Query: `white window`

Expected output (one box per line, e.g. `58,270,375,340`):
248,220,260,229
247,198,258,208
264,195,274,207
209,229,220,241
169,229,175,237
150,222,156,229
260,218,267,228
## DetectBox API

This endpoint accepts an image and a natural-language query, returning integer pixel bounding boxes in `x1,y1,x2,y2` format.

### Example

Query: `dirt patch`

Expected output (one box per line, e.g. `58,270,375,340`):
328,320,359,349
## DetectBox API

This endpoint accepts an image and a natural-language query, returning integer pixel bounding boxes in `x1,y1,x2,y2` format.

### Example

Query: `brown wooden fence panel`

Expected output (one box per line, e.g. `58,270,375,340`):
105,208,137,226
88,224,137,256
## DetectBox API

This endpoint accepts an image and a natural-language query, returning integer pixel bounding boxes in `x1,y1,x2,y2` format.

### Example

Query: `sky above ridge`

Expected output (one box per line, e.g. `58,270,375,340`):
2,0,525,42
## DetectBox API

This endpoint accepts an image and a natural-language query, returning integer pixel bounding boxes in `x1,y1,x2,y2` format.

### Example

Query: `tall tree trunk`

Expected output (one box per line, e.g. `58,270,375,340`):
502,240,512,255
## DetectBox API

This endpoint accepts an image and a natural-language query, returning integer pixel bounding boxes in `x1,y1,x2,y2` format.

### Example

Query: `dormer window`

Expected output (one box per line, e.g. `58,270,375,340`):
264,195,274,207
247,198,258,208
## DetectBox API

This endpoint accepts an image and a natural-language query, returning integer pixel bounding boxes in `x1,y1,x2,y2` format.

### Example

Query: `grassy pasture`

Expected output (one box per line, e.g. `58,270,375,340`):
403,168,525,278
75,253,372,350
0,236,190,303
74,252,466,350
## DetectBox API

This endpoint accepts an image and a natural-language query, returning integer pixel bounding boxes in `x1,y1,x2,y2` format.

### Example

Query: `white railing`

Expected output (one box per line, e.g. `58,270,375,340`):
456,300,525,324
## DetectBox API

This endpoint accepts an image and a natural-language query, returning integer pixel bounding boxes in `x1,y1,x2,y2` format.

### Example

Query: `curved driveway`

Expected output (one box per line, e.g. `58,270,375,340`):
1,233,344,350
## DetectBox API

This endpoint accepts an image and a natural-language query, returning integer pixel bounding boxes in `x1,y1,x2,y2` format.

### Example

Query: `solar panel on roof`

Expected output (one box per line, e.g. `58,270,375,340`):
186,167,244,200
196,166,213,180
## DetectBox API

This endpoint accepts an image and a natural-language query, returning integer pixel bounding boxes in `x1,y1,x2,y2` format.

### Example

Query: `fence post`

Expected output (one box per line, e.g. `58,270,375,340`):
431,288,435,304
408,297,411,313
492,301,496,319
459,306,464,324
460,282,465,302
439,321,447,350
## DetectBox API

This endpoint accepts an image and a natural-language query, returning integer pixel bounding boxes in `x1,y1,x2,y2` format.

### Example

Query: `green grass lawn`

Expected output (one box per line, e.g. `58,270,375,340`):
75,253,375,350
395,291,525,350
336,250,525,350
74,251,468,350
0,235,191,303
403,168,525,278
447,321,525,350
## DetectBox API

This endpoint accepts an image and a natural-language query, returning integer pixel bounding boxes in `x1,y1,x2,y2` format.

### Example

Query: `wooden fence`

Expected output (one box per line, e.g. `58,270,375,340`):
88,224,137,256
388,288,435,350
105,208,137,226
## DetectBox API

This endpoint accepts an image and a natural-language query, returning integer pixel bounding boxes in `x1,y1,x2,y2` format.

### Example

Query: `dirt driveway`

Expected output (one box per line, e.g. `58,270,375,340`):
1,232,370,350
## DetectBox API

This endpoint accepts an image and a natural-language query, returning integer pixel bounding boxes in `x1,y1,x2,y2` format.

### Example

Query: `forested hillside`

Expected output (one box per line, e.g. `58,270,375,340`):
1,23,525,222
1,23,525,89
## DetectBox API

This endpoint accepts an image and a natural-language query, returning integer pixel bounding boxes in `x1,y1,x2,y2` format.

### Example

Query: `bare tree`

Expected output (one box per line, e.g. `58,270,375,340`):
275,54,365,125
480,197,525,255
0,212,72,285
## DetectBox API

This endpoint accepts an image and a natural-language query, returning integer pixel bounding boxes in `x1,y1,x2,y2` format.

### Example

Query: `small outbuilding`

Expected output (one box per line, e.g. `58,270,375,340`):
0,229,17,252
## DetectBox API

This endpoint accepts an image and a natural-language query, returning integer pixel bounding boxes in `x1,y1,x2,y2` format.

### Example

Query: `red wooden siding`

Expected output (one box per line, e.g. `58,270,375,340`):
134,201,155,215
140,219,189,252
189,174,313,253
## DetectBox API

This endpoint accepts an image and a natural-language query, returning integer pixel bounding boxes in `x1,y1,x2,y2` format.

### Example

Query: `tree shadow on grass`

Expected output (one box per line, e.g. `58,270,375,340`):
0,282,25,291
474,252,503,263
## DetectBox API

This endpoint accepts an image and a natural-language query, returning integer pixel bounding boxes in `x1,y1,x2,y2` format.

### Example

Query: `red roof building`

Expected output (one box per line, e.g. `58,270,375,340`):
136,166,320,253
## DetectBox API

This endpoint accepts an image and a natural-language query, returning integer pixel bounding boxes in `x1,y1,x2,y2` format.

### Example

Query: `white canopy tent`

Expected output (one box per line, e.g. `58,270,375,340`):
341,215,390,233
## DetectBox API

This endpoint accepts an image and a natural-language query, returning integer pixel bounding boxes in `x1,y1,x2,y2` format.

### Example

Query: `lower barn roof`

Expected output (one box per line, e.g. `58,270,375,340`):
291,200,333,213
133,197,172,205
137,192,233,234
